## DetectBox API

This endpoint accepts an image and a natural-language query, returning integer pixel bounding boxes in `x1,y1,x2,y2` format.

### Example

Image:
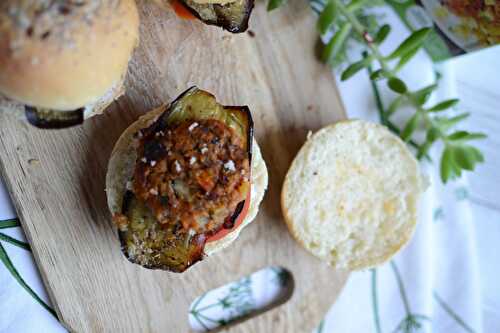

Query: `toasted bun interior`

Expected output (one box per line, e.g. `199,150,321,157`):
106,107,268,256
0,0,139,111
281,120,424,271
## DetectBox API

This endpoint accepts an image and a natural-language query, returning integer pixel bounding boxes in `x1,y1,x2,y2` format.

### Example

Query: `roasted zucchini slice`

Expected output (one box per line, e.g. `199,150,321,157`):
181,0,254,33
25,106,84,129
120,87,253,272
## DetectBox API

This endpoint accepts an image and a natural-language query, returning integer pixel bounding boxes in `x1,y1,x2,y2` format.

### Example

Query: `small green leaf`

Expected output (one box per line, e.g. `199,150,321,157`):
395,46,420,72
426,127,440,142
373,24,391,44
267,0,285,11
412,84,438,105
435,113,469,131
469,146,485,162
428,98,459,112
317,1,337,35
387,28,432,59
341,59,369,81
321,23,352,64
387,95,404,116
447,131,469,141
451,160,462,179
453,146,475,170
401,113,420,141
0,218,20,229
387,77,407,94
465,133,487,140
440,147,454,183
346,0,370,12
448,131,487,142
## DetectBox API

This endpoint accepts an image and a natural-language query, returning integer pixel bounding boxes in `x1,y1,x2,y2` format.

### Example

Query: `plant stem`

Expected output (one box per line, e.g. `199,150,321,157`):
366,57,432,160
370,269,382,333
433,291,476,333
336,0,445,160
192,302,222,313
0,242,57,319
333,0,391,74
390,260,411,315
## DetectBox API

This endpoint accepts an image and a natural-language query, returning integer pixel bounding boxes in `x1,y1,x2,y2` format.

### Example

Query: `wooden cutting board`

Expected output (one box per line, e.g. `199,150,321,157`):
0,0,348,332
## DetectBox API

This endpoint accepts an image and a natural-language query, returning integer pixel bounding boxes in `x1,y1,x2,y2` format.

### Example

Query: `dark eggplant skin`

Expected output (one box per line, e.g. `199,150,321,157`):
119,87,253,272
25,106,84,129
181,0,254,33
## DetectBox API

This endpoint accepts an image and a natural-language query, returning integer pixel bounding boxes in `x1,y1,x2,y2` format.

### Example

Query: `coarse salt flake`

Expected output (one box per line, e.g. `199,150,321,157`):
224,160,236,172
188,122,199,131
174,160,182,172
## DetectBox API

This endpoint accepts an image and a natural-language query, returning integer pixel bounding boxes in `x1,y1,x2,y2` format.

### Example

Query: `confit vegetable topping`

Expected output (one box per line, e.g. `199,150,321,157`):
133,118,250,236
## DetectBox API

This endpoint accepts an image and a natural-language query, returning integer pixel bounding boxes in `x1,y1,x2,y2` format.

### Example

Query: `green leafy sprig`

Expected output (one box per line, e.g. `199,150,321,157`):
322,0,486,183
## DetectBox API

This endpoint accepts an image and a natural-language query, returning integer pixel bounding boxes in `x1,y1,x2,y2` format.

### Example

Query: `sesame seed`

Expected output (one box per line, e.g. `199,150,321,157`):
200,147,208,154
174,160,182,172
149,188,158,195
188,122,199,131
224,160,236,172
189,156,197,165
150,160,157,167
141,157,147,163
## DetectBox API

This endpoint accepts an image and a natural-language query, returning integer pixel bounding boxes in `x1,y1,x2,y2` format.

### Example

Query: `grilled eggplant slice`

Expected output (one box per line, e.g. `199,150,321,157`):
119,87,253,272
152,87,253,155
25,106,84,129
181,0,254,33
120,191,206,272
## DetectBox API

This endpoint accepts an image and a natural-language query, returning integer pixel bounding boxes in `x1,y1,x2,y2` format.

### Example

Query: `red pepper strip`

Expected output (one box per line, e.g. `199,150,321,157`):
207,187,251,242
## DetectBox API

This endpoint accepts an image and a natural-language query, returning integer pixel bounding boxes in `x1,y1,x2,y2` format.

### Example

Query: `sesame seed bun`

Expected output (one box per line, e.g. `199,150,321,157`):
0,0,139,114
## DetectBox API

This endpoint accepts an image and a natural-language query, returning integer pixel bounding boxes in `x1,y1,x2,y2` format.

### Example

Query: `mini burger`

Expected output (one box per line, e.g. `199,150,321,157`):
0,0,139,128
106,87,268,272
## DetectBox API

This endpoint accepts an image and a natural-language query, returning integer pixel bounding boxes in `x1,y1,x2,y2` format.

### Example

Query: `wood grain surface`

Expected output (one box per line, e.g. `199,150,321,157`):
0,0,347,331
